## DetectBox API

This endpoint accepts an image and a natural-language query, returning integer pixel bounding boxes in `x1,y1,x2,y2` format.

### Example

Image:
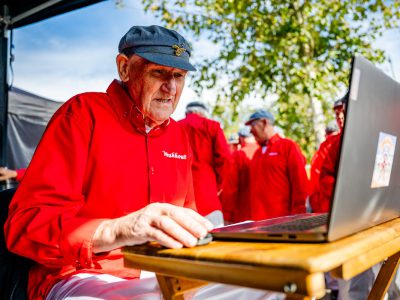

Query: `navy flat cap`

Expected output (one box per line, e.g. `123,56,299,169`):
119,25,196,71
245,109,275,125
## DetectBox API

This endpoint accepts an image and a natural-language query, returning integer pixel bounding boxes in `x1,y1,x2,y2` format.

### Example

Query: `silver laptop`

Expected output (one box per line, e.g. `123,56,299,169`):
212,55,400,242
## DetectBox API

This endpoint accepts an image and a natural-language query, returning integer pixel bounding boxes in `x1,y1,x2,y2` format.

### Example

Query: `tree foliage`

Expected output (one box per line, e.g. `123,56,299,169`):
141,0,400,159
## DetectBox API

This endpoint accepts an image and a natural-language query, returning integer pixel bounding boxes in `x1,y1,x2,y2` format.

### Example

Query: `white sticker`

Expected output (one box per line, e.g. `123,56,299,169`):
350,68,361,101
371,132,397,188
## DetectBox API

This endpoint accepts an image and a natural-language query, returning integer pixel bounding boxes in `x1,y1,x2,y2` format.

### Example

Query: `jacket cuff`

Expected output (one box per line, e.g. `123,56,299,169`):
15,168,26,181
60,218,109,268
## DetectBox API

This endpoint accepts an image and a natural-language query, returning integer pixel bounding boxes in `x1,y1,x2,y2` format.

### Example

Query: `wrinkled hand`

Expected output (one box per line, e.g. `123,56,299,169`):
93,203,214,253
0,167,17,181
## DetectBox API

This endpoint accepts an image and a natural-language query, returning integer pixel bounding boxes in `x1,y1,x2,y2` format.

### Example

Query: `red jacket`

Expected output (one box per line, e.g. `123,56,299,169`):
221,141,259,222
309,134,339,211
178,113,231,216
5,80,195,300
249,134,308,220
314,133,341,212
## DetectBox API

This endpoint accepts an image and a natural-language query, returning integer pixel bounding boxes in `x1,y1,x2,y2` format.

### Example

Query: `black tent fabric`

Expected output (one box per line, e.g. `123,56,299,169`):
2,0,106,29
6,86,62,169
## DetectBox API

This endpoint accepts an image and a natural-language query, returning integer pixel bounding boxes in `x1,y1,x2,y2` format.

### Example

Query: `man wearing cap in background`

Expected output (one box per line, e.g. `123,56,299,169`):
246,110,308,220
313,95,346,213
309,98,343,213
178,101,231,226
5,25,279,300
313,93,398,300
221,127,259,223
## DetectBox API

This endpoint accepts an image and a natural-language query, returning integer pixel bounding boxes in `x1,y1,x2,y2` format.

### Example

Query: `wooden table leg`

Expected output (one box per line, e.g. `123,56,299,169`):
156,274,207,300
367,252,400,300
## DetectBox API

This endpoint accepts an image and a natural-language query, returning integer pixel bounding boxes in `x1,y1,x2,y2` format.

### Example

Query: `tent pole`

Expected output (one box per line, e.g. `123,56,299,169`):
0,5,9,166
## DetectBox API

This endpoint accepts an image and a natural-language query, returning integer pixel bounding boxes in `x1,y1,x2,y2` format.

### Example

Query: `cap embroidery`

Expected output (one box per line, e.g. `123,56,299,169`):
172,44,186,56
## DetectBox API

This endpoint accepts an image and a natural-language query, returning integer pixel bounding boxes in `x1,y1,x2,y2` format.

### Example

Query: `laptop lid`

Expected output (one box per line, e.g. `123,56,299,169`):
327,55,400,241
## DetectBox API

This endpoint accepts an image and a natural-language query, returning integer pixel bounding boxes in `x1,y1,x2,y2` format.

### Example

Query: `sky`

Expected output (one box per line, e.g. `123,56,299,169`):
9,0,400,121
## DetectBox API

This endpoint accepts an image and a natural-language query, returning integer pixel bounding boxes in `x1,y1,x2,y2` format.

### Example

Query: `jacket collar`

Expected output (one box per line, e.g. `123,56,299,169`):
267,133,281,146
106,80,170,136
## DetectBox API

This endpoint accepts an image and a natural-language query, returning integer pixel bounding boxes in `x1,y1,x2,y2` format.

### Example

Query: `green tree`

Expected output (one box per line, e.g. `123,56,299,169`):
142,0,399,159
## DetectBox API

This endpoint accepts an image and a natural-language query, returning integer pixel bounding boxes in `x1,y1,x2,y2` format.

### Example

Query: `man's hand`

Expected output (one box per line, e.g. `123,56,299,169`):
92,203,214,253
0,167,18,181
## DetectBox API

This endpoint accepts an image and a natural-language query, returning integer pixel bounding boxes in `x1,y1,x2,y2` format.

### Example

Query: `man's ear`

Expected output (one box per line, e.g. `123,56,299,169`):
116,54,129,82
261,118,268,127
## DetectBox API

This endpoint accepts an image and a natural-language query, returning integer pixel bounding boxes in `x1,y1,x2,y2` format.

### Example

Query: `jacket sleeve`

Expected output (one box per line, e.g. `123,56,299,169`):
5,100,107,269
317,136,341,213
287,142,308,214
220,153,239,222
309,137,334,212
211,123,232,191
184,145,197,211
15,168,26,182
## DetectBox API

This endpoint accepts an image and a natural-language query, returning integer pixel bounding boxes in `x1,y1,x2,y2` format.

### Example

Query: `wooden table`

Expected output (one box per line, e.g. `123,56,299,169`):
123,218,400,300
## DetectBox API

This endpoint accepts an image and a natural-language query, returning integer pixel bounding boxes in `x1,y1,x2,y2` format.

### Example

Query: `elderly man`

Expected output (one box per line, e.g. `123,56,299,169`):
246,110,308,220
178,101,231,223
5,26,277,300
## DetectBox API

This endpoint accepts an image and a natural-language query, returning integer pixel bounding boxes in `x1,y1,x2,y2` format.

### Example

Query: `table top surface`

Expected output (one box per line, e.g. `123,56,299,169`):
124,217,400,275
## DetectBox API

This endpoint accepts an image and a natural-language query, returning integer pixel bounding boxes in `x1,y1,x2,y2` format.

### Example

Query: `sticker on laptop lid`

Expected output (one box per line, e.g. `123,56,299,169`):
371,132,397,188
350,68,360,101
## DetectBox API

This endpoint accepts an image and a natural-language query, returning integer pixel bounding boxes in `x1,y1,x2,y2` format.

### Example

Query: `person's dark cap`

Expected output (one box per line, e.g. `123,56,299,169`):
333,91,349,109
118,25,196,71
186,101,208,111
245,109,275,125
325,120,338,135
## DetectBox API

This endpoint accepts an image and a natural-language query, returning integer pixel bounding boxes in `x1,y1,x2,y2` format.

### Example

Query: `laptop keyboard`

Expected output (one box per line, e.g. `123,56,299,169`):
257,214,328,232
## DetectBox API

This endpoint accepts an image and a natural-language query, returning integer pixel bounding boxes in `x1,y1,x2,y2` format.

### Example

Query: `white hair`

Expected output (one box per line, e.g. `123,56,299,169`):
186,106,209,117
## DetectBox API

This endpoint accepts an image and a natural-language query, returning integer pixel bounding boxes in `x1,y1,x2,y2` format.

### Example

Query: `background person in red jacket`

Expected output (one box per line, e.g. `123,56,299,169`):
221,127,259,223
246,109,308,220
178,101,231,225
314,93,394,300
313,96,346,213
309,101,342,212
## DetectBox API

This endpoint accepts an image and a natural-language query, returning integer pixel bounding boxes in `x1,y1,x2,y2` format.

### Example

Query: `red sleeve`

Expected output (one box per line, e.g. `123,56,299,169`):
317,135,341,213
220,153,239,222
211,123,231,190
15,168,26,182
5,100,107,268
287,142,308,214
184,145,197,211
309,137,334,212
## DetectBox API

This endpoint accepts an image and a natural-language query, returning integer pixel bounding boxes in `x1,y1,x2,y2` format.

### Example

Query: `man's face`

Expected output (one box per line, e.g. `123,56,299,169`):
249,119,268,145
118,55,188,127
334,105,345,131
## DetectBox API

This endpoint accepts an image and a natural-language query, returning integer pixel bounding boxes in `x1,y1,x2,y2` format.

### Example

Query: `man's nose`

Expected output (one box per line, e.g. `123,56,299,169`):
161,77,177,95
